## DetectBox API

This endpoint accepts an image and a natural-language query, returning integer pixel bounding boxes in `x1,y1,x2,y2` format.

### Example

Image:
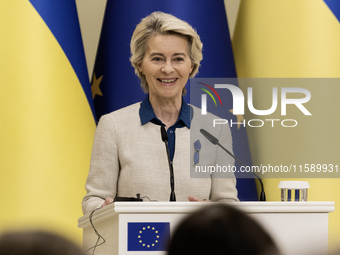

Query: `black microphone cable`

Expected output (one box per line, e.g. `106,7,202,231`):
84,207,106,255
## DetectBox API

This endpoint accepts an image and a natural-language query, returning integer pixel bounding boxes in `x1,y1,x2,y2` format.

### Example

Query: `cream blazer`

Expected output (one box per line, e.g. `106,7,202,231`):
82,103,238,215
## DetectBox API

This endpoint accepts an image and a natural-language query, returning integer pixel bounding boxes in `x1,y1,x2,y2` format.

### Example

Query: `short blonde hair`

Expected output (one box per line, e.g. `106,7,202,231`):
130,11,203,93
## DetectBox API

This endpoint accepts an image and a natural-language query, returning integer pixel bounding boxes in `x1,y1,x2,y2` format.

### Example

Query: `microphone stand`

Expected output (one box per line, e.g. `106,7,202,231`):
161,126,176,201
217,143,266,201
200,129,266,201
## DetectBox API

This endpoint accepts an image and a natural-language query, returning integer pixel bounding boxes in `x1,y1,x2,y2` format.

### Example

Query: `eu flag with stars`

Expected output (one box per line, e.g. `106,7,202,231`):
128,222,170,251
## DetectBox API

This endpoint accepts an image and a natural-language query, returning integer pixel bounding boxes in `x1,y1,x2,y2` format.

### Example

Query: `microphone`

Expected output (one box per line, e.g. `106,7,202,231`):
200,129,266,201
114,193,143,202
161,126,176,201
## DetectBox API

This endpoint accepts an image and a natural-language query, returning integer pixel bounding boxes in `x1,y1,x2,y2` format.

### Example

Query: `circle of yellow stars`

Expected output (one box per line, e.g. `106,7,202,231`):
138,226,160,248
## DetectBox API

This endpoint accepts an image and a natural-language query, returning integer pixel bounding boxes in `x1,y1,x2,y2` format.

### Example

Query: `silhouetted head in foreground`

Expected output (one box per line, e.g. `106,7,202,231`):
167,203,280,255
0,230,83,255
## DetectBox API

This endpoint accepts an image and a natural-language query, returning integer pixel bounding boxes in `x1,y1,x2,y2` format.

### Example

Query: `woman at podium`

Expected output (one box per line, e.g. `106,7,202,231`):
82,11,238,215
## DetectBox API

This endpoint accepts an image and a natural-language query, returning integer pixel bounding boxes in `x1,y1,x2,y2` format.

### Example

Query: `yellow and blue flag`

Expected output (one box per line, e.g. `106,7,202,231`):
0,0,96,242
91,0,257,201
233,0,340,249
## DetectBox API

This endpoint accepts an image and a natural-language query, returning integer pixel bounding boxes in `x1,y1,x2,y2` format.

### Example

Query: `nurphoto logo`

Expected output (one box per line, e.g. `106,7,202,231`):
196,80,312,128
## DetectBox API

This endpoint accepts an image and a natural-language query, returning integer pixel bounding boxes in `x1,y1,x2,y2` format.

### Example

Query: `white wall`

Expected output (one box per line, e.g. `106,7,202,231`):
76,0,240,79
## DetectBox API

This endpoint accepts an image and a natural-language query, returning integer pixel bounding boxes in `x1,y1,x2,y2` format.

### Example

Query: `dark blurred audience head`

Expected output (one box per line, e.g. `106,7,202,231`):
167,203,280,255
0,230,83,255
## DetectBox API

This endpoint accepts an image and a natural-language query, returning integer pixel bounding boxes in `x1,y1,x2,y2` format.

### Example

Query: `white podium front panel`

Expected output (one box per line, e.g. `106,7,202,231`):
78,202,334,255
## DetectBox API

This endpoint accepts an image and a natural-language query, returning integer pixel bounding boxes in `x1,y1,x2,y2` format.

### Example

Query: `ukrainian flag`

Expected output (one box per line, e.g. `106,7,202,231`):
0,0,96,242
233,0,340,250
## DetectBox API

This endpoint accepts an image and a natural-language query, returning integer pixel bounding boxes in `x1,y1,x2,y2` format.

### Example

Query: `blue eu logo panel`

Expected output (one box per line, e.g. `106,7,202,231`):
127,222,170,251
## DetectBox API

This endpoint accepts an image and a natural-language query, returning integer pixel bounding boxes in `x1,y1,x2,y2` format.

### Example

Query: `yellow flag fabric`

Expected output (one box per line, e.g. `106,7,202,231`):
233,0,340,250
0,0,96,243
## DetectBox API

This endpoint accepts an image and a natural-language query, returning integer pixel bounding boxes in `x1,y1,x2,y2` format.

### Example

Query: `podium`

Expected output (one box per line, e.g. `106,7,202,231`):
78,202,334,255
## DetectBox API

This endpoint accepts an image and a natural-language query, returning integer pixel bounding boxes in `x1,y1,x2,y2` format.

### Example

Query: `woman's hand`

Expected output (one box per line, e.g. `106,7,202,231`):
188,195,210,202
101,197,114,207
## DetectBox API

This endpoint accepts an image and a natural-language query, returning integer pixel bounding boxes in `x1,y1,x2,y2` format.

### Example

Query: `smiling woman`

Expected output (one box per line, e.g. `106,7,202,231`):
82,12,238,215
139,34,193,127
130,12,202,94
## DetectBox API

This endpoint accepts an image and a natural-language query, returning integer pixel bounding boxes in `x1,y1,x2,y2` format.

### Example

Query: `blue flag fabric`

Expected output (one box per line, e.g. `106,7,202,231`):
92,0,257,201
30,0,95,118
324,0,340,22
128,222,170,251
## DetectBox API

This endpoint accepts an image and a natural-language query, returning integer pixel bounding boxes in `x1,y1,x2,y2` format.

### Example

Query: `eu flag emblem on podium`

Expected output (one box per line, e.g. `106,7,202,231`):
128,222,170,251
